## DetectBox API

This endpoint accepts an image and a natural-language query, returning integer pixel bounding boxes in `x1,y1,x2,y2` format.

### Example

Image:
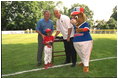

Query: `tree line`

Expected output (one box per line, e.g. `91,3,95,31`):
95,6,117,29
1,1,117,30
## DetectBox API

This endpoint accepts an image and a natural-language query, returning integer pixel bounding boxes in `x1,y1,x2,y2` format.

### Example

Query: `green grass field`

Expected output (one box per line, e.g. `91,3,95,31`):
2,33,117,78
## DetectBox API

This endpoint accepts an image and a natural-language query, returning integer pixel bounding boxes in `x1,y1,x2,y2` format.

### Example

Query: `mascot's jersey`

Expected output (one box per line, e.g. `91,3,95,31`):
73,22,92,42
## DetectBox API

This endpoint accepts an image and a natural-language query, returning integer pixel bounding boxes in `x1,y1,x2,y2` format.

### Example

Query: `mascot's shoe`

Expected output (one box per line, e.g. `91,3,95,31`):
48,63,53,67
44,64,48,69
78,62,84,66
83,66,89,72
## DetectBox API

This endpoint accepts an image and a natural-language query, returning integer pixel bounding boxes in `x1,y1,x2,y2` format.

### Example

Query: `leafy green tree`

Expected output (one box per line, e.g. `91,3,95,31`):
1,1,56,30
1,1,40,30
1,1,11,30
96,20,107,29
107,18,117,29
95,6,117,29
1,1,95,30
95,18,116,29
63,6,68,16
105,6,117,29
110,6,117,21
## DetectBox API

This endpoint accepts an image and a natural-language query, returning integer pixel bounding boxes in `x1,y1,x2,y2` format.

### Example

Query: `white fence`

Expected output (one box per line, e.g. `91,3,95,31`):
2,29,117,34
2,29,35,34
2,31,25,34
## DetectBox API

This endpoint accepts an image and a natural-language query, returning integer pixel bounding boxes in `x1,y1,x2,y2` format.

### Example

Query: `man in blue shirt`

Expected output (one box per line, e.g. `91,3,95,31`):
36,10,54,66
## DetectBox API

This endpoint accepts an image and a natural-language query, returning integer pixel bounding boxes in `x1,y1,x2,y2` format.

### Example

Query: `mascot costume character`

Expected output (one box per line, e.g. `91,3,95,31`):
70,7,93,72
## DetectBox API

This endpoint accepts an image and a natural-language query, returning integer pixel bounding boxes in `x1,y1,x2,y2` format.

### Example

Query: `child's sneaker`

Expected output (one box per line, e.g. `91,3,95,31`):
44,64,48,69
83,66,89,72
48,63,53,67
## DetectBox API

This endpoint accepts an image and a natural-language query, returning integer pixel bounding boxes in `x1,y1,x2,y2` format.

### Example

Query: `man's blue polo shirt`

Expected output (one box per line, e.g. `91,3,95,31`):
36,19,54,35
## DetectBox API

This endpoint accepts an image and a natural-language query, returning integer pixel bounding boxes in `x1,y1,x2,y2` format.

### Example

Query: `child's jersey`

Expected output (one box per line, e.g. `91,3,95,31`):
43,36,54,44
73,22,92,42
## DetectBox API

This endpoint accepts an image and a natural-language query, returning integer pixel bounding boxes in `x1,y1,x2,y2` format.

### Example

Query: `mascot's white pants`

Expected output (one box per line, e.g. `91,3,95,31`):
44,46,52,64
74,40,93,66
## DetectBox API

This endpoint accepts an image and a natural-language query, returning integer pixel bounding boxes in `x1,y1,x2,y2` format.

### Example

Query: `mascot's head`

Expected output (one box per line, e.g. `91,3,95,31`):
70,7,86,26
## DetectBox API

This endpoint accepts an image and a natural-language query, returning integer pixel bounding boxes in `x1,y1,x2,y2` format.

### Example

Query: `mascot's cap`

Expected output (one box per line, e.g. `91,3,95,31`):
45,28,52,33
71,7,84,16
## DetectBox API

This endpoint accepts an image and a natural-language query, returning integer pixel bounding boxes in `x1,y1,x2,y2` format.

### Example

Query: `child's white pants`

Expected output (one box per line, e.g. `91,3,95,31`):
73,40,93,66
44,46,52,64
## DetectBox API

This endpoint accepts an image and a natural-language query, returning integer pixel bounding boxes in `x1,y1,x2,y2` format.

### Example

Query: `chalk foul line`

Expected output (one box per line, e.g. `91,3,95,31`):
2,56,117,77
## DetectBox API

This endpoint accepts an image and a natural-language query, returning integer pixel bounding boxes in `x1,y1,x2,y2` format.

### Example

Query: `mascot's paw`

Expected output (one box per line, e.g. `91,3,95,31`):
76,28,83,32
83,66,89,72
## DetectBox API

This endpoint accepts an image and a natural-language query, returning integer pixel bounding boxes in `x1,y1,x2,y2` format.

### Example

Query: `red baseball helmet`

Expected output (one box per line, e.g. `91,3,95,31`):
71,7,84,16
45,28,52,33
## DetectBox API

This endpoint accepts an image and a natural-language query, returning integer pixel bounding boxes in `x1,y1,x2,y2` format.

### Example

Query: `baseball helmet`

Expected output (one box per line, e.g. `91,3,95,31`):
45,28,52,33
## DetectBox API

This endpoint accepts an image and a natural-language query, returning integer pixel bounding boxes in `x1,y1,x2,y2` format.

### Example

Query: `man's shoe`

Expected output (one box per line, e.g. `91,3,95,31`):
71,64,76,67
63,62,70,64
36,63,41,66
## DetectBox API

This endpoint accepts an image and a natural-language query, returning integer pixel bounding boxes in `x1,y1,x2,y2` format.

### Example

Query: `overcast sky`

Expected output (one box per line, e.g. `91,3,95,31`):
62,0,117,21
